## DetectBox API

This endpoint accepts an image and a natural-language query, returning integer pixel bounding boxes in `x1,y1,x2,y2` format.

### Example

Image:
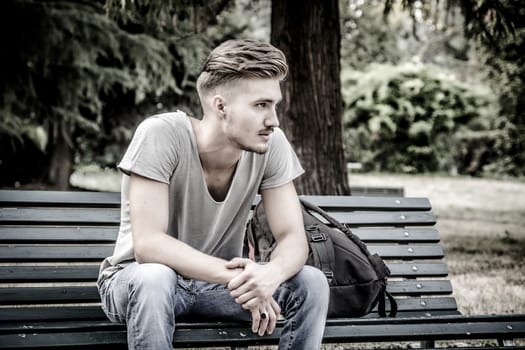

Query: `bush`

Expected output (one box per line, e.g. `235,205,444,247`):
342,62,500,175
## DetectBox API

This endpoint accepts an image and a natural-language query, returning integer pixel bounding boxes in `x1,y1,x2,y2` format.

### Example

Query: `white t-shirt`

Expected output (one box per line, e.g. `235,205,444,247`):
98,111,304,285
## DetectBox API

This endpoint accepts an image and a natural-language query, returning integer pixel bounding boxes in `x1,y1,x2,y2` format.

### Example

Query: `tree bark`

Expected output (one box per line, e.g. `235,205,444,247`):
271,0,350,195
47,134,73,190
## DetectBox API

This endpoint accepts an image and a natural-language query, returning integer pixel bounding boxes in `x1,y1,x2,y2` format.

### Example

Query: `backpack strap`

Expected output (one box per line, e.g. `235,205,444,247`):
378,288,398,317
305,224,336,285
300,199,349,233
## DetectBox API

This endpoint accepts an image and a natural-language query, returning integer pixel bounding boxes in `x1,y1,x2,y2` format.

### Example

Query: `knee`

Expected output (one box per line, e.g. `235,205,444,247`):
130,263,177,298
293,266,330,307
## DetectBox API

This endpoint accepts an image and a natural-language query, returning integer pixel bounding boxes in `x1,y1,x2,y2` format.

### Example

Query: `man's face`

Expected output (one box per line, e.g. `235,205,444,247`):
220,78,282,154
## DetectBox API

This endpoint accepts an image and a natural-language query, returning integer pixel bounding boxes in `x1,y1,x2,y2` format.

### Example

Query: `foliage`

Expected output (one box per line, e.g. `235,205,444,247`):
478,2,525,177
383,0,517,47
0,0,272,187
0,0,180,185
342,62,499,174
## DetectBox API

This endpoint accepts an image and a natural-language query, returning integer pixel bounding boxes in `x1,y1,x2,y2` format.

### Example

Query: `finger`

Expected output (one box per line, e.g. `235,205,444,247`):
229,280,251,298
250,308,261,333
233,290,257,305
270,297,281,316
225,257,249,269
258,309,269,336
241,296,262,310
267,299,280,334
227,272,249,291
266,307,277,335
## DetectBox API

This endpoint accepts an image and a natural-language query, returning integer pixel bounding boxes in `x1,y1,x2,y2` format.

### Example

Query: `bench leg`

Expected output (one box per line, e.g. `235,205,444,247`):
498,338,516,347
420,340,435,348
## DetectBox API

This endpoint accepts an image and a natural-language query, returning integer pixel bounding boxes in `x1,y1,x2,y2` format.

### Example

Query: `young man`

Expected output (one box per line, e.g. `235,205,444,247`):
97,39,329,350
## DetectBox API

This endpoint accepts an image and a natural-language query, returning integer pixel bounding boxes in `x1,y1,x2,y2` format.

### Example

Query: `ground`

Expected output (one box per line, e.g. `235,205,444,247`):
349,173,525,315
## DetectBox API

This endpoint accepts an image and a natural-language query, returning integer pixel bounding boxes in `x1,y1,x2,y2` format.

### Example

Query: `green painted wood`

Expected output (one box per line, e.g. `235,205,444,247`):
1,315,524,349
0,297,459,322
0,262,448,282
299,195,430,211
0,243,444,261
0,190,120,208
0,226,118,243
1,208,435,226
0,208,121,225
0,227,439,244
0,280,453,304
387,262,448,277
0,191,428,211
0,245,114,261
0,265,101,282
350,228,440,242
3,191,523,349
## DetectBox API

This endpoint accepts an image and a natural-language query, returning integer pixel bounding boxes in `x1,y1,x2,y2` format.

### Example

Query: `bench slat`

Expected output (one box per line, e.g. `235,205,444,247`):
1,208,435,226
0,297,459,322
0,244,444,261
0,265,100,282
1,315,524,349
351,228,439,242
0,245,114,262
300,195,430,211
0,227,118,243
0,208,121,225
0,280,453,304
0,262,449,282
0,190,121,208
0,227,440,243
0,191,429,211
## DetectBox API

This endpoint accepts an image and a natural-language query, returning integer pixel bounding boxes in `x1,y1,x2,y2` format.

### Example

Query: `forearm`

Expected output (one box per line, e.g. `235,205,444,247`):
267,230,308,284
134,232,238,285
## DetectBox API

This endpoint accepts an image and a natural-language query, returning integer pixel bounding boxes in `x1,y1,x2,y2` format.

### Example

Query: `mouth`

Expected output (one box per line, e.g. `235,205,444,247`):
258,128,274,137
258,130,273,141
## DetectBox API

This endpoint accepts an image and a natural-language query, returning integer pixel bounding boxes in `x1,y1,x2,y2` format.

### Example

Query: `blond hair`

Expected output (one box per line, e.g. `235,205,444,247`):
197,39,288,97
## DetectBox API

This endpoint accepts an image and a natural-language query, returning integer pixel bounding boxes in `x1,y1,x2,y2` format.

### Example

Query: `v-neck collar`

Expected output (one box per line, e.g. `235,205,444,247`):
186,116,244,204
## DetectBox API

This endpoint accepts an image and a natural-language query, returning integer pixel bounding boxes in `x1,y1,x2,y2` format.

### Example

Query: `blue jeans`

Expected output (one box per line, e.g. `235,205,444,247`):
98,262,329,349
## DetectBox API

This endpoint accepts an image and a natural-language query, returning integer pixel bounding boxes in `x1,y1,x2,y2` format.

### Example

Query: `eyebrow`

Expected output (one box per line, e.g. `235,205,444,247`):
254,97,282,104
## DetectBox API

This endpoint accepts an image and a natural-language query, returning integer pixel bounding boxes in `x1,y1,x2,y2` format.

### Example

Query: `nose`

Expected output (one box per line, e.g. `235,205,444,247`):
264,107,279,128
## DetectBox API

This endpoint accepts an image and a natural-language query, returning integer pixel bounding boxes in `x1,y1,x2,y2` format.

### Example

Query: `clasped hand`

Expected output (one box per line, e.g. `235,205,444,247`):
226,258,281,336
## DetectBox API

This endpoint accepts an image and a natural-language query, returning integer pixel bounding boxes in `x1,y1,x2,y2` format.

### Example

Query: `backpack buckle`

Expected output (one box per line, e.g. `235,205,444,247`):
323,270,334,284
310,232,327,242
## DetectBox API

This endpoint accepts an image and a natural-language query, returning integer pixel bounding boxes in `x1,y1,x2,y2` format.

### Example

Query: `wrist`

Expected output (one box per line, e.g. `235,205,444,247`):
265,260,287,284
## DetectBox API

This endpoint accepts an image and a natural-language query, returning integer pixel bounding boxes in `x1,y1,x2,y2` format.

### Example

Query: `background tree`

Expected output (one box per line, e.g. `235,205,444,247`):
1,0,521,191
271,0,350,195
0,0,179,189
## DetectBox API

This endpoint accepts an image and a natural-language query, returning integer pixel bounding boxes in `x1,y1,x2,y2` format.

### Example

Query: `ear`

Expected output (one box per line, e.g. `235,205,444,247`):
212,95,227,118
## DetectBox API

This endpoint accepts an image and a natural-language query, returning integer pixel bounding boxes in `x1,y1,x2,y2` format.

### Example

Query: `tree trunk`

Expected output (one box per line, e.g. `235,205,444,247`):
271,0,350,195
47,134,72,190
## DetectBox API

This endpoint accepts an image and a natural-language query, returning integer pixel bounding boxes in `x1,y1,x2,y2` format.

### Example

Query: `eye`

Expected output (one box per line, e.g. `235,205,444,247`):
255,102,267,108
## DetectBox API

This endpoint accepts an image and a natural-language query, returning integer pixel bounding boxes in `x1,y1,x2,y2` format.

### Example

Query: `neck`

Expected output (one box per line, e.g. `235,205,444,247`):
191,117,241,171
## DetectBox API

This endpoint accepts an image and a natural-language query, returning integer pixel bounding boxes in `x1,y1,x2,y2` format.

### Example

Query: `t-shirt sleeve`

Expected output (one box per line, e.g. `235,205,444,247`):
260,128,304,190
118,117,179,184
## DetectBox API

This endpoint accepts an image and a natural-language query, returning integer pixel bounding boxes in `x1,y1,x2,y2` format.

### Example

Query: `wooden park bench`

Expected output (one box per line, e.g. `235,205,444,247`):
0,189,524,349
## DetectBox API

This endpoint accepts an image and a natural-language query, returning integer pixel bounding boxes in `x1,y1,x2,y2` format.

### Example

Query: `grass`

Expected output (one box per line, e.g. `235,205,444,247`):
349,173,525,315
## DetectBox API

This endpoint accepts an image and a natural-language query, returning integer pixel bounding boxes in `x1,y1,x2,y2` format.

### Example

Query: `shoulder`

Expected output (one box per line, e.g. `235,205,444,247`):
269,127,288,145
137,110,190,132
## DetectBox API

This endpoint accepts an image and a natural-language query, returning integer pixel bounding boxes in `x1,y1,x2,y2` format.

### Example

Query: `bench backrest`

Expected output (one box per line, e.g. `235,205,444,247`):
0,190,458,322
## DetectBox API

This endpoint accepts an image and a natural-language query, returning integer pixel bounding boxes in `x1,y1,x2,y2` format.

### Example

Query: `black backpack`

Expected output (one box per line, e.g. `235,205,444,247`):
246,198,397,318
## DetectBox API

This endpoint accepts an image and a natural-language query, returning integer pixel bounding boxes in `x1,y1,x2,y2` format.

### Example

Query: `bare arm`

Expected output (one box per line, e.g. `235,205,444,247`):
129,173,240,285
227,181,308,334
262,182,308,278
